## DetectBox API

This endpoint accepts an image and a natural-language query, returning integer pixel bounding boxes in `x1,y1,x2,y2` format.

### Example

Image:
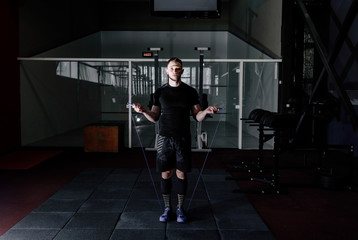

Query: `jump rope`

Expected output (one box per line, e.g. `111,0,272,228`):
129,103,224,212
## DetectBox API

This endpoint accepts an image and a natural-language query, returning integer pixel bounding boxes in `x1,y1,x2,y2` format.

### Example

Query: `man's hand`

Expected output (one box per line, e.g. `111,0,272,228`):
205,106,220,114
193,104,221,122
132,103,146,114
131,104,160,123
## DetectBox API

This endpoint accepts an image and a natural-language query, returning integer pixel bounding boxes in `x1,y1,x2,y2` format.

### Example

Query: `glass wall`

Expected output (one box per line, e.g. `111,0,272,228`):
241,61,279,149
21,58,280,149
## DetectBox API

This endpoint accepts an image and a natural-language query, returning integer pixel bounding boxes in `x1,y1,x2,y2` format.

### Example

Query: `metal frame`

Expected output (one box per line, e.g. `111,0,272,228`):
296,0,358,136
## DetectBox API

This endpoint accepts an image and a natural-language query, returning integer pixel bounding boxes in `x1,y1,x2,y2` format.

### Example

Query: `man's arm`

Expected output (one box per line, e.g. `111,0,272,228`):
132,104,160,123
192,104,219,122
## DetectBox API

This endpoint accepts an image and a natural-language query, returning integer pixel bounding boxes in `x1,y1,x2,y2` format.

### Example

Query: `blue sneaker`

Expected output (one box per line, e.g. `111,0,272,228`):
176,208,188,223
159,207,171,222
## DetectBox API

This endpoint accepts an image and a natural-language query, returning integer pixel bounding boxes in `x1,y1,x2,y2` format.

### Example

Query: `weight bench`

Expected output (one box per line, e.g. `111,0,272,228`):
227,109,274,173
227,109,298,194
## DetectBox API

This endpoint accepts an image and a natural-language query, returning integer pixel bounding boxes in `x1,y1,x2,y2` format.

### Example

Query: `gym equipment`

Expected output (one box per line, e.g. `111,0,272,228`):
227,109,298,194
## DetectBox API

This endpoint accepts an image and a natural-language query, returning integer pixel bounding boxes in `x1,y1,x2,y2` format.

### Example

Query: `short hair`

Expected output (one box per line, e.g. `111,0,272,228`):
167,57,183,67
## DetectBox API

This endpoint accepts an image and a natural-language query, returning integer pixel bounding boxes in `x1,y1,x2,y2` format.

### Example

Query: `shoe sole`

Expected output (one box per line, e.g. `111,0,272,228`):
177,217,187,223
159,217,170,223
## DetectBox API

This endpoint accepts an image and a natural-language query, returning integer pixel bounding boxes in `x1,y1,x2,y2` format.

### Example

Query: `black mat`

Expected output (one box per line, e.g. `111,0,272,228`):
0,168,275,240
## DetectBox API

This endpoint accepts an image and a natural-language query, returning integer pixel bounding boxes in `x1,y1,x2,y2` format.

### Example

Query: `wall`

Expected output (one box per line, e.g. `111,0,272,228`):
227,32,271,59
18,0,280,58
0,0,21,153
19,0,101,57
100,0,229,31
36,32,102,58
229,0,282,58
36,30,270,60
101,31,229,59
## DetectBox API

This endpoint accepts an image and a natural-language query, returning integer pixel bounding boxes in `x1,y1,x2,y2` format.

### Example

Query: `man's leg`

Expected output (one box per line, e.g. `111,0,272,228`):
159,169,173,222
175,169,188,223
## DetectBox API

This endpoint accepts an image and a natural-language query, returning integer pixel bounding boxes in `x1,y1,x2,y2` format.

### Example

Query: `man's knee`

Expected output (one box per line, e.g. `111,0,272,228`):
176,169,186,180
162,169,174,179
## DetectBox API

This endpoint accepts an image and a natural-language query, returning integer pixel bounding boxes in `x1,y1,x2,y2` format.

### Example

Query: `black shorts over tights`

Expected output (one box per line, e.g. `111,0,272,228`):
156,135,192,173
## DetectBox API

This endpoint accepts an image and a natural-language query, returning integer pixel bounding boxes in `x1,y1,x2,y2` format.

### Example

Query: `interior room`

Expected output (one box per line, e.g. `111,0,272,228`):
1,0,358,239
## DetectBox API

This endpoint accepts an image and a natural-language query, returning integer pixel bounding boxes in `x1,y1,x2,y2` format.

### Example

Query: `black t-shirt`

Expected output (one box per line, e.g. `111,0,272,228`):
153,82,199,137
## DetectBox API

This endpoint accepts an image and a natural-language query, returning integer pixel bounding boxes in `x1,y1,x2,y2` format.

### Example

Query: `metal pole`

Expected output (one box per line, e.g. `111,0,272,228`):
128,61,132,148
238,62,244,149
154,51,159,89
148,47,163,90
146,48,163,151
194,47,210,152
199,51,204,107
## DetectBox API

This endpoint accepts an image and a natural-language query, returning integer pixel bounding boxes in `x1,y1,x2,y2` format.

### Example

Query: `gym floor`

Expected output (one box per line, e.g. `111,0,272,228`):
1,146,357,239
0,149,275,240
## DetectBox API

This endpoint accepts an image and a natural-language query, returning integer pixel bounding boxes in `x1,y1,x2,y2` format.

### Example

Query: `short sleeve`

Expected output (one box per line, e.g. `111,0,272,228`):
153,88,161,107
190,87,200,106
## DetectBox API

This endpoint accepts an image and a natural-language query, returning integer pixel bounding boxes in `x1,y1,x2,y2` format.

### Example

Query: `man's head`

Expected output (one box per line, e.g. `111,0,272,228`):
167,57,183,67
166,57,184,83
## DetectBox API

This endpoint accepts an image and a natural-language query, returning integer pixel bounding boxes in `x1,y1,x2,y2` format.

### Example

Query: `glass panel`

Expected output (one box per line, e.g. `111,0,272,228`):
197,61,239,149
70,62,78,79
131,61,158,148
241,62,278,149
56,61,71,78
95,61,130,147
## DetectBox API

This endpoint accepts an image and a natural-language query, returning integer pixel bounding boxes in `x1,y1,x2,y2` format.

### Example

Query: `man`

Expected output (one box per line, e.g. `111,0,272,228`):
132,57,219,223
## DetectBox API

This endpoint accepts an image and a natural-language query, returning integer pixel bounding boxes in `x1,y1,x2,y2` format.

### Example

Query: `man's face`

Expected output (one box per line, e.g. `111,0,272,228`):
166,61,184,82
